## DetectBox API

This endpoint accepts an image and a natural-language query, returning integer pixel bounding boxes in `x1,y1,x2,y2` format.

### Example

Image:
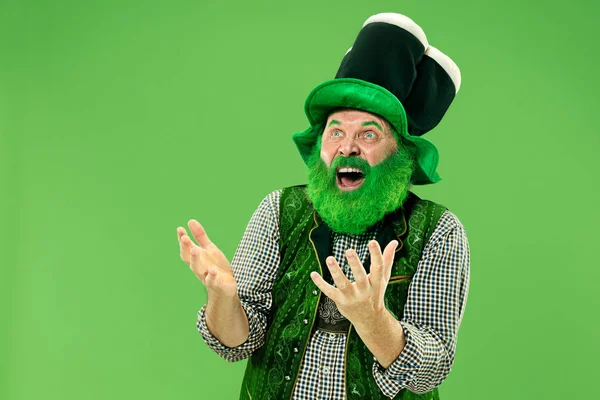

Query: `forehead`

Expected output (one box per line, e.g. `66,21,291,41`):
326,109,386,128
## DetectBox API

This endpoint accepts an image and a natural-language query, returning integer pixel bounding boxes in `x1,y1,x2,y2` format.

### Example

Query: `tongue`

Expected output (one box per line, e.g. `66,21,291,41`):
341,176,363,187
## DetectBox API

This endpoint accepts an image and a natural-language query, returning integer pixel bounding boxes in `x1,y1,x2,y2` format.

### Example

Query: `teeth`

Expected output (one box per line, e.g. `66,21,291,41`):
338,167,363,173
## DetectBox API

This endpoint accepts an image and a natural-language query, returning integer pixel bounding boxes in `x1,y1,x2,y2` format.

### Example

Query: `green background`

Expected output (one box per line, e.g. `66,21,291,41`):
1,0,599,399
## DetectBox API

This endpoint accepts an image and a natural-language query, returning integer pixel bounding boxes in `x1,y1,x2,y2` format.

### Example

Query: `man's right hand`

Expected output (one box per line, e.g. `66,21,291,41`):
177,220,237,299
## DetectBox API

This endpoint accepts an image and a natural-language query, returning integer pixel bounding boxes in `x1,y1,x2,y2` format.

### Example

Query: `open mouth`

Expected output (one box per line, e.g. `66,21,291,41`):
336,167,365,191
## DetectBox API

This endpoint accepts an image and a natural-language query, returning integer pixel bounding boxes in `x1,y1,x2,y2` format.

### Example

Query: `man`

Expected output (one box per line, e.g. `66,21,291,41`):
177,13,469,400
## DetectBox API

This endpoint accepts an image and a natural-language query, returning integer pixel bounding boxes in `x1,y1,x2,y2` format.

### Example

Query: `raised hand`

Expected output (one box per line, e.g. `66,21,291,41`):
310,239,399,327
177,219,237,298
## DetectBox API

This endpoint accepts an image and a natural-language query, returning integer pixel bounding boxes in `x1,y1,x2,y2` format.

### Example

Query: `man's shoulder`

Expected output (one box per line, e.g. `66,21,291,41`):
257,186,306,223
258,188,283,214
405,192,467,236
436,209,464,231
255,186,307,218
278,185,309,203
407,190,445,209
409,192,462,227
422,205,467,241
280,184,307,193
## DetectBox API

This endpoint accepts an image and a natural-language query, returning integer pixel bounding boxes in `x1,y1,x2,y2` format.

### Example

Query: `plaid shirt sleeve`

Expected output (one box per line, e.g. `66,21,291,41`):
196,190,281,362
372,210,471,397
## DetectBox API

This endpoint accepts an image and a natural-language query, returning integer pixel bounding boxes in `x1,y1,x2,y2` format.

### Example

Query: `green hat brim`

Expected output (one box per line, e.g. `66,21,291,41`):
293,78,441,185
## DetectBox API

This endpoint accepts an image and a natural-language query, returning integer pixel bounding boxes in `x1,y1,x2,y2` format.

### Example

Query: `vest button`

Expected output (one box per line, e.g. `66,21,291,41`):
293,347,299,353
303,319,309,325
312,289,318,296
285,376,291,381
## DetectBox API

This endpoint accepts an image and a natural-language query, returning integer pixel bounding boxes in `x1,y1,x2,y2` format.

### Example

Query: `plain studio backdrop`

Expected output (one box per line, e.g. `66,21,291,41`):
1,1,598,399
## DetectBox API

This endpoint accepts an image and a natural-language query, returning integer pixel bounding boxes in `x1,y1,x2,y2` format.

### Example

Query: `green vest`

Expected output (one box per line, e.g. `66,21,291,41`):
239,185,447,400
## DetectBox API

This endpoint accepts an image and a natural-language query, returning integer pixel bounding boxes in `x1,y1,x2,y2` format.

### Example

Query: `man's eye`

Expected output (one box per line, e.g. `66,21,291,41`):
332,130,343,137
363,131,377,139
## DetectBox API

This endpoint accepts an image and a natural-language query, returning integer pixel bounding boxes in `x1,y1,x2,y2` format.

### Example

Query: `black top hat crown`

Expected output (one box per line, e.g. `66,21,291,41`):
336,13,461,136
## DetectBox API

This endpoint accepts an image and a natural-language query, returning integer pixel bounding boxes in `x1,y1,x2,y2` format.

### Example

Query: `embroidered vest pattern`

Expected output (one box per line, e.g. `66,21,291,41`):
239,186,447,400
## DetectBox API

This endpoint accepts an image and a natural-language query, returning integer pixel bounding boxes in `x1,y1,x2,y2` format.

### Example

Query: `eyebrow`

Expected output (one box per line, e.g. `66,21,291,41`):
361,121,383,131
327,120,341,127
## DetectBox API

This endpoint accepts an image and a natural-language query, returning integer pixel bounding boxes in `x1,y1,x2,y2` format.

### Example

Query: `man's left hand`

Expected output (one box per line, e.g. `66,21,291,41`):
310,239,399,328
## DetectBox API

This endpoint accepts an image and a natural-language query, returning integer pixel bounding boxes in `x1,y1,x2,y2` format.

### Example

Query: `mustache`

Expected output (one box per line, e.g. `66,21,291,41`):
329,156,371,170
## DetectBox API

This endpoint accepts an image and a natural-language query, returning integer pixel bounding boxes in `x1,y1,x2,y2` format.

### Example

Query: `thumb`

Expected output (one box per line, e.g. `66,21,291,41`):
205,267,219,288
207,247,232,271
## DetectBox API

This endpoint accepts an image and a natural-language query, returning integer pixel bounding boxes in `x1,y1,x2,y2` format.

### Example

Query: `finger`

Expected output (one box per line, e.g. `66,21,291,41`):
179,234,196,265
190,246,212,284
204,266,219,289
198,247,217,271
326,256,352,291
310,271,339,302
177,227,186,242
204,266,238,297
188,220,215,249
345,249,369,289
189,246,203,283
382,240,399,277
177,227,186,254
367,240,385,284
369,240,398,294
186,220,233,271
206,245,232,272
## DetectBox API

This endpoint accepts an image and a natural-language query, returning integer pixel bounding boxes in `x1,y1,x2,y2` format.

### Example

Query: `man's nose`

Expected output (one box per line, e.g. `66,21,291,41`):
338,136,360,157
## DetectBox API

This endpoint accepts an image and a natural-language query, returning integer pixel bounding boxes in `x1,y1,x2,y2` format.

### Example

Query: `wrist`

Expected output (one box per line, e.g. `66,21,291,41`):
353,306,392,334
206,287,241,317
207,285,238,303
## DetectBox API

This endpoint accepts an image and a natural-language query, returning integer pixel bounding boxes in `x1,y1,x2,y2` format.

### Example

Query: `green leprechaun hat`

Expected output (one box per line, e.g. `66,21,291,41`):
292,13,462,185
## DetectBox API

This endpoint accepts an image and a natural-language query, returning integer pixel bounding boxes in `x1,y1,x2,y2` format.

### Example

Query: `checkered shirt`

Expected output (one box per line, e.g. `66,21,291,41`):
197,189,470,399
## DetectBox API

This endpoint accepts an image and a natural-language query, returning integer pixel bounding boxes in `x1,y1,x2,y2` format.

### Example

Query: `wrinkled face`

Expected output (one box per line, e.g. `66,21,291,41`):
320,109,398,191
